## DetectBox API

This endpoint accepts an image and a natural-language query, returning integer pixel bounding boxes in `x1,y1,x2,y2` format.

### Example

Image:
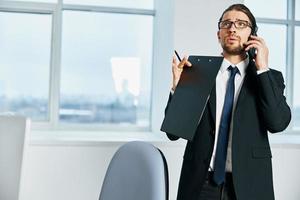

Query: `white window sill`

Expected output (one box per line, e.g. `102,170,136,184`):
29,130,186,146
269,133,300,148
29,130,300,147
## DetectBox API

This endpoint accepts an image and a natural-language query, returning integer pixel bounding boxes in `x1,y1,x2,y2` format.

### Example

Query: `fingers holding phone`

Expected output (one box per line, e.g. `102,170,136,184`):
244,35,269,70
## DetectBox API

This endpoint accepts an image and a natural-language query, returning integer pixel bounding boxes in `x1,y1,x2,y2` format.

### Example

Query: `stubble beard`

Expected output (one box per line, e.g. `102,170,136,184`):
222,42,245,55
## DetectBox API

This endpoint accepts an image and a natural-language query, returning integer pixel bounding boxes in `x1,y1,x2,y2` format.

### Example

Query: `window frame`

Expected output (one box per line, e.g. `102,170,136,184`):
0,0,174,135
248,0,300,132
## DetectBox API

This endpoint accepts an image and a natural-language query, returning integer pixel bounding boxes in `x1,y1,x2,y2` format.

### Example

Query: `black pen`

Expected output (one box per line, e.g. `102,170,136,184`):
174,50,182,62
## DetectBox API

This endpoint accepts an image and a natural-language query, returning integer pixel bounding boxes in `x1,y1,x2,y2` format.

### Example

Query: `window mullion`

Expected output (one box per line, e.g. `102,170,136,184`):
49,0,63,129
0,1,55,13
62,4,155,16
285,0,295,130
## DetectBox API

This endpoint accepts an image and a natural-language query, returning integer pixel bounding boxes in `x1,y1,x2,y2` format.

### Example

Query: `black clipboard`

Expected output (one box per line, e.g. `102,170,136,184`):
161,55,223,141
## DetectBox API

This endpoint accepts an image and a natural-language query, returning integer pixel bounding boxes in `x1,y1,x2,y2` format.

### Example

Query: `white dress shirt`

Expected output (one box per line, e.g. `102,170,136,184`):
209,57,249,172
170,57,269,172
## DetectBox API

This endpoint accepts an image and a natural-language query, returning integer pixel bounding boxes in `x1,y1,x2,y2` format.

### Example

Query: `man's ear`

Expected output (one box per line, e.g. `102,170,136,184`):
217,31,220,40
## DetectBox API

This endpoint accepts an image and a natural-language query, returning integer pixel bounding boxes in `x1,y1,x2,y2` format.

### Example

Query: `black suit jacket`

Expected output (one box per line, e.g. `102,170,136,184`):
165,61,291,200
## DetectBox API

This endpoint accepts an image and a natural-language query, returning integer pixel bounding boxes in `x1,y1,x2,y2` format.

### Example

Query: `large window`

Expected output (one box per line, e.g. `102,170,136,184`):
60,11,153,126
245,0,300,131
0,11,52,121
0,1,156,130
63,0,153,9
245,0,287,19
256,24,287,78
296,0,300,20
294,27,300,129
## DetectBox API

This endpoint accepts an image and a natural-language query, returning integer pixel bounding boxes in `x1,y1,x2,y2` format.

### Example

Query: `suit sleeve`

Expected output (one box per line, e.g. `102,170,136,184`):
256,70,291,133
164,93,180,141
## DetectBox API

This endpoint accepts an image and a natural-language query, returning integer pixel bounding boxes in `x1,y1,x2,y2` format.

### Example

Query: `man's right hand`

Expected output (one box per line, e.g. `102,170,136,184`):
172,55,192,91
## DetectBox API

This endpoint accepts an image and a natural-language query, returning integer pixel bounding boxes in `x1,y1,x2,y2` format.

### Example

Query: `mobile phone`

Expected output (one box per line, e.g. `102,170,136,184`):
247,33,257,59
248,46,256,59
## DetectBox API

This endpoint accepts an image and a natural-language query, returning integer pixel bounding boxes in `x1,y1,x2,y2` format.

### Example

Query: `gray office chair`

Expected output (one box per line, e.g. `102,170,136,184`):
0,116,30,200
99,141,169,200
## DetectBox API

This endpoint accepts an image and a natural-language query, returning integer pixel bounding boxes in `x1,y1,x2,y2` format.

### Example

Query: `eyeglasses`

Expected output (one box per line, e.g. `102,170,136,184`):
218,20,252,30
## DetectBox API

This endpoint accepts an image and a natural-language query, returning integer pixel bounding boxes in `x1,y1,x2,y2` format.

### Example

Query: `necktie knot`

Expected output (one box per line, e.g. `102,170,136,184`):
228,66,239,77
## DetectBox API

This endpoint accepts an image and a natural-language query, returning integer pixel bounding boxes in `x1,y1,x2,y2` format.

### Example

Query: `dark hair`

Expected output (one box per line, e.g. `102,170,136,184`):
219,4,258,35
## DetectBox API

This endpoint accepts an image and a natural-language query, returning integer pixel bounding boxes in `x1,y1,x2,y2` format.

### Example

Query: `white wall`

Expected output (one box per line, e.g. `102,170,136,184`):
174,0,241,56
272,145,300,199
18,0,300,200
19,141,300,200
19,141,186,200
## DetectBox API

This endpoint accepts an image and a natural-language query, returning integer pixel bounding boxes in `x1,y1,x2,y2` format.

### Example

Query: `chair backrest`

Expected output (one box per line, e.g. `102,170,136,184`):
0,116,30,200
99,141,169,200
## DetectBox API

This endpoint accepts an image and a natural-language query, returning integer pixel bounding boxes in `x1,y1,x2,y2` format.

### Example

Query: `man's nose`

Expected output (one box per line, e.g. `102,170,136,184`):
228,23,237,32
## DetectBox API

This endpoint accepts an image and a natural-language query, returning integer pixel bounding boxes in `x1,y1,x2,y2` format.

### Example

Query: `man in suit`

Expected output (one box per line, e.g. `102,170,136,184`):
165,4,291,200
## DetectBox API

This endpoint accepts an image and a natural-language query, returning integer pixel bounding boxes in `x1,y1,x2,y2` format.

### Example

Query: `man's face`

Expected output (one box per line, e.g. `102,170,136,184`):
217,10,252,55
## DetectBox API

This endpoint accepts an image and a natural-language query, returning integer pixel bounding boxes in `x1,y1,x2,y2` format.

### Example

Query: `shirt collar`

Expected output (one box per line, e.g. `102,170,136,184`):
219,56,249,77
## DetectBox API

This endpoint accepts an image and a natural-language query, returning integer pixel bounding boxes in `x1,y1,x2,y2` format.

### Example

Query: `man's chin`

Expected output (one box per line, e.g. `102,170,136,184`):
224,46,244,55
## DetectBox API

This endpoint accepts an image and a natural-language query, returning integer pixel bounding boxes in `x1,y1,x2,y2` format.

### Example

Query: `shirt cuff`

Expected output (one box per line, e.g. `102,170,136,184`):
257,68,270,75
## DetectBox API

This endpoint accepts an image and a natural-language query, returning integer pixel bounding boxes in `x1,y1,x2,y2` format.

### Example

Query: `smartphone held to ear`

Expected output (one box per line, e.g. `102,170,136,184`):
247,34,257,59
248,47,256,59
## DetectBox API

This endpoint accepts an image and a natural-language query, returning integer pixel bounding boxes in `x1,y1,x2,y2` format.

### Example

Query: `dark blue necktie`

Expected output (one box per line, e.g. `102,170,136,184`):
213,66,239,185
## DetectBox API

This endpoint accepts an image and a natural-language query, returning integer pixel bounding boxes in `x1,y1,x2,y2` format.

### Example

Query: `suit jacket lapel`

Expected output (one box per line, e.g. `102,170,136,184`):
208,85,216,133
206,61,256,135
234,60,257,114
